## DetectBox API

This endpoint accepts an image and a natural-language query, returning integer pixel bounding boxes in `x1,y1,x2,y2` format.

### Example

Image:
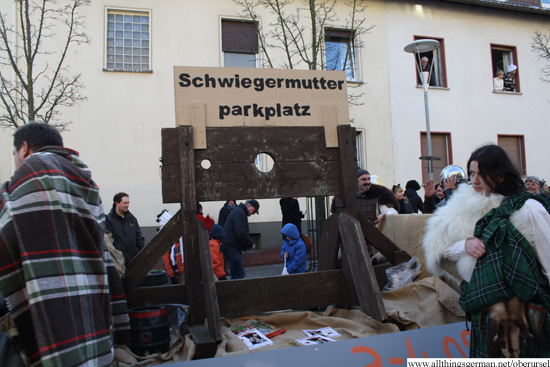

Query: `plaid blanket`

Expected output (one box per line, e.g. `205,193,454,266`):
459,191,550,357
0,146,130,367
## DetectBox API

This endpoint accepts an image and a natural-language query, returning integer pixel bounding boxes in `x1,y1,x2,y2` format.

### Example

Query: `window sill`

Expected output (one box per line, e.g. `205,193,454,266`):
103,69,153,73
347,80,364,85
493,90,522,95
416,85,450,90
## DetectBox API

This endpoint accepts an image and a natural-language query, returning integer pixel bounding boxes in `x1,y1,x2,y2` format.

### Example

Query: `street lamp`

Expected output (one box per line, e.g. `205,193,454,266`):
404,39,440,180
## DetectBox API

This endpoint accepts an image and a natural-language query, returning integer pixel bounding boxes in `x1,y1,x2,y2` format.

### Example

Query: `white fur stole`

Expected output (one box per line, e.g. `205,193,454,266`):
422,184,504,281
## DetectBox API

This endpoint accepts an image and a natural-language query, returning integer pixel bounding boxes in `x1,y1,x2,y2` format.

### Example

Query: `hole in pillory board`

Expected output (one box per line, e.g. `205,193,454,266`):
255,152,275,173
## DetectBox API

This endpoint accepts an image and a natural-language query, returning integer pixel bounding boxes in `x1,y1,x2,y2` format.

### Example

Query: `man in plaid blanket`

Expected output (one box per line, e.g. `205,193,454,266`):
0,122,130,366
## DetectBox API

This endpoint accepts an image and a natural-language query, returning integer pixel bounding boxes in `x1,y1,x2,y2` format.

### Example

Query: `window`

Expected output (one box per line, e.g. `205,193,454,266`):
420,132,452,182
222,20,258,68
325,29,359,81
414,36,447,88
491,44,520,92
498,135,526,175
356,130,365,170
105,9,151,72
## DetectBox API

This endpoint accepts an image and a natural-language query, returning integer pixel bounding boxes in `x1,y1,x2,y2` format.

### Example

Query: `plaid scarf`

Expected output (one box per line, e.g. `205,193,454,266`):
459,191,550,357
0,146,130,366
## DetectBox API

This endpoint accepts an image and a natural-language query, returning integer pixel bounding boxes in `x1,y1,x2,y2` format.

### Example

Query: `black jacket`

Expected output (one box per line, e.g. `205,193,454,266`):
218,201,236,227
404,188,424,213
105,208,145,264
280,198,304,232
221,203,254,251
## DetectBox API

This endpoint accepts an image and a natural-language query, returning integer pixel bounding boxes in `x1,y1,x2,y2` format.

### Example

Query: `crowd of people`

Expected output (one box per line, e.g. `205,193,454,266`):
2,121,550,363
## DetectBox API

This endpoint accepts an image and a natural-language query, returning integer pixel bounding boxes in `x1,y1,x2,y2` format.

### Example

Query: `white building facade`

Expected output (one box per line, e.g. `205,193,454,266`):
1,0,549,262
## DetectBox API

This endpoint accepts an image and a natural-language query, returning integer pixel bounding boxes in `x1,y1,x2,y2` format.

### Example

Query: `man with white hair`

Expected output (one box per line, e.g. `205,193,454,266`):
503,64,518,92
418,56,437,86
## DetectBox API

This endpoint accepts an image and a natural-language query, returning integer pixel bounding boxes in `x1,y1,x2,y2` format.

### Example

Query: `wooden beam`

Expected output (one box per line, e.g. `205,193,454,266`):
317,214,340,271
338,213,387,321
357,213,404,264
197,221,222,342
216,270,345,318
126,284,187,309
337,124,358,217
161,126,344,203
189,325,217,360
178,125,205,325
123,210,182,291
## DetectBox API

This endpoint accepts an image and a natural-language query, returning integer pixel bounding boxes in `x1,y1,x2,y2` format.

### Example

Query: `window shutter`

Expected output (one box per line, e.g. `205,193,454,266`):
222,20,258,54
498,136,525,175
421,133,449,182
325,29,352,40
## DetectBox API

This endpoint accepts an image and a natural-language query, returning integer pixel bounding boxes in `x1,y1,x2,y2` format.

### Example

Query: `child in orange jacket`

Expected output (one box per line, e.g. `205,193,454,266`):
209,225,227,280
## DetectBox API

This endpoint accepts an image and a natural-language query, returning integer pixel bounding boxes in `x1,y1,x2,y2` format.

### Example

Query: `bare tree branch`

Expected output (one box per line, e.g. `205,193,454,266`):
0,0,90,130
232,0,372,116
532,29,550,83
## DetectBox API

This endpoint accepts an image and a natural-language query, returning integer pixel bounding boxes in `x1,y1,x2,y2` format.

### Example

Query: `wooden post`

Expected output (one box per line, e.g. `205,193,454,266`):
338,213,387,321
178,125,205,325
197,221,223,342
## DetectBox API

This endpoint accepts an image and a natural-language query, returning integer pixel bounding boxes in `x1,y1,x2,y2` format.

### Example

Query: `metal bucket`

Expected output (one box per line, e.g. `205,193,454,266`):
129,305,170,356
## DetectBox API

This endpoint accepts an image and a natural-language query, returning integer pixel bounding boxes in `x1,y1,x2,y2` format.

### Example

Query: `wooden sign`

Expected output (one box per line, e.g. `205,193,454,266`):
173,66,350,148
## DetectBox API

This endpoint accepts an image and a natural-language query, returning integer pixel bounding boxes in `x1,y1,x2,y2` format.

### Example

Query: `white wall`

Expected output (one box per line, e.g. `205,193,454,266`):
383,0,550,191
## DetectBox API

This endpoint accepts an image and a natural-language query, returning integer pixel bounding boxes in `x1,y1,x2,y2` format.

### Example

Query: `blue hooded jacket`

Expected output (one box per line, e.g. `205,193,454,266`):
280,223,307,274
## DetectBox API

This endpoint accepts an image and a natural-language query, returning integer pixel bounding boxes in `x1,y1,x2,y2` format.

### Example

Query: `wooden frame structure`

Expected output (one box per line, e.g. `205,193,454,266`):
122,124,410,358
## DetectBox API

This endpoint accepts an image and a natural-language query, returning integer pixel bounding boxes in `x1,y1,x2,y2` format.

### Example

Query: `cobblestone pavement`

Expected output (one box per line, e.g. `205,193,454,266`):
243,263,284,279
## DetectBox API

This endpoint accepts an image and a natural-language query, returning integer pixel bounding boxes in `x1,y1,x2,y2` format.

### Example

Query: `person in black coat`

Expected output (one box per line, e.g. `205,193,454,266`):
218,199,236,227
404,180,424,213
279,197,305,240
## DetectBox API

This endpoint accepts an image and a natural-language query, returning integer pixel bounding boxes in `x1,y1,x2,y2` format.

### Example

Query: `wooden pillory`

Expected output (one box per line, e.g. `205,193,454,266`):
122,124,411,359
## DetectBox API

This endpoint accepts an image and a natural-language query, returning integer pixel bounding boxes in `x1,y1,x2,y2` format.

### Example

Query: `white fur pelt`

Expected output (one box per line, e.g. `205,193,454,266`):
422,184,504,281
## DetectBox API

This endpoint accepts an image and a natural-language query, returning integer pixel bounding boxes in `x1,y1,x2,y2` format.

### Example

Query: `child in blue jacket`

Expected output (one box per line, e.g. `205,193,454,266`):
280,223,307,274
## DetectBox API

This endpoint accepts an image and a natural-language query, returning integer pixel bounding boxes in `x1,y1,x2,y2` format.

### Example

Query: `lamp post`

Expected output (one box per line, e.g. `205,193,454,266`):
404,39,440,180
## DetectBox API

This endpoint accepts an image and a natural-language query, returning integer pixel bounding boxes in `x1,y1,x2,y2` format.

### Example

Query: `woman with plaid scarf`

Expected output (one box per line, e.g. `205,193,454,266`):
423,144,550,358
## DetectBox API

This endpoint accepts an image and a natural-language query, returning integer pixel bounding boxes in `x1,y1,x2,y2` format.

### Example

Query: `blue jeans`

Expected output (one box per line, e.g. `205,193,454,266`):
220,245,246,279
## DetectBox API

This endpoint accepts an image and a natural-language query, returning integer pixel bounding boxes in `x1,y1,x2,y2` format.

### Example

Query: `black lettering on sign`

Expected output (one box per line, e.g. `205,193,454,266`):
179,73,191,87
253,104,264,117
301,105,311,116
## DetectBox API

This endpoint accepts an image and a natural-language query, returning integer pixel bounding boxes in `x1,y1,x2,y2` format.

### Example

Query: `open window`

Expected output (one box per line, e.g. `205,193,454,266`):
414,36,447,88
420,132,452,182
498,135,526,175
325,28,360,81
491,44,520,92
221,19,259,68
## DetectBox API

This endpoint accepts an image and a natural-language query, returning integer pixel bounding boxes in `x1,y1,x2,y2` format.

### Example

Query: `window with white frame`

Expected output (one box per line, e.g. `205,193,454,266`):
105,9,151,72
325,29,359,81
222,19,258,68
414,36,446,88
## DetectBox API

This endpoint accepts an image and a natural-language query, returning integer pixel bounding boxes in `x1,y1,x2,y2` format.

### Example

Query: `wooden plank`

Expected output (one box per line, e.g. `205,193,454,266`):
163,161,342,203
357,213,402,264
162,126,340,165
179,125,205,325
124,210,182,291
216,270,344,318
191,103,207,149
337,124,358,216
338,213,387,321
322,105,338,149
126,284,187,309
317,214,340,271
189,325,217,359
197,221,222,342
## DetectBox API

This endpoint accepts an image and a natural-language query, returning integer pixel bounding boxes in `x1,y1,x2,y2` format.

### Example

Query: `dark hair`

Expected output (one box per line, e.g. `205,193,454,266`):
405,180,420,191
112,192,129,209
197,203,203,214
13,121,63,151
467,144,524,196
